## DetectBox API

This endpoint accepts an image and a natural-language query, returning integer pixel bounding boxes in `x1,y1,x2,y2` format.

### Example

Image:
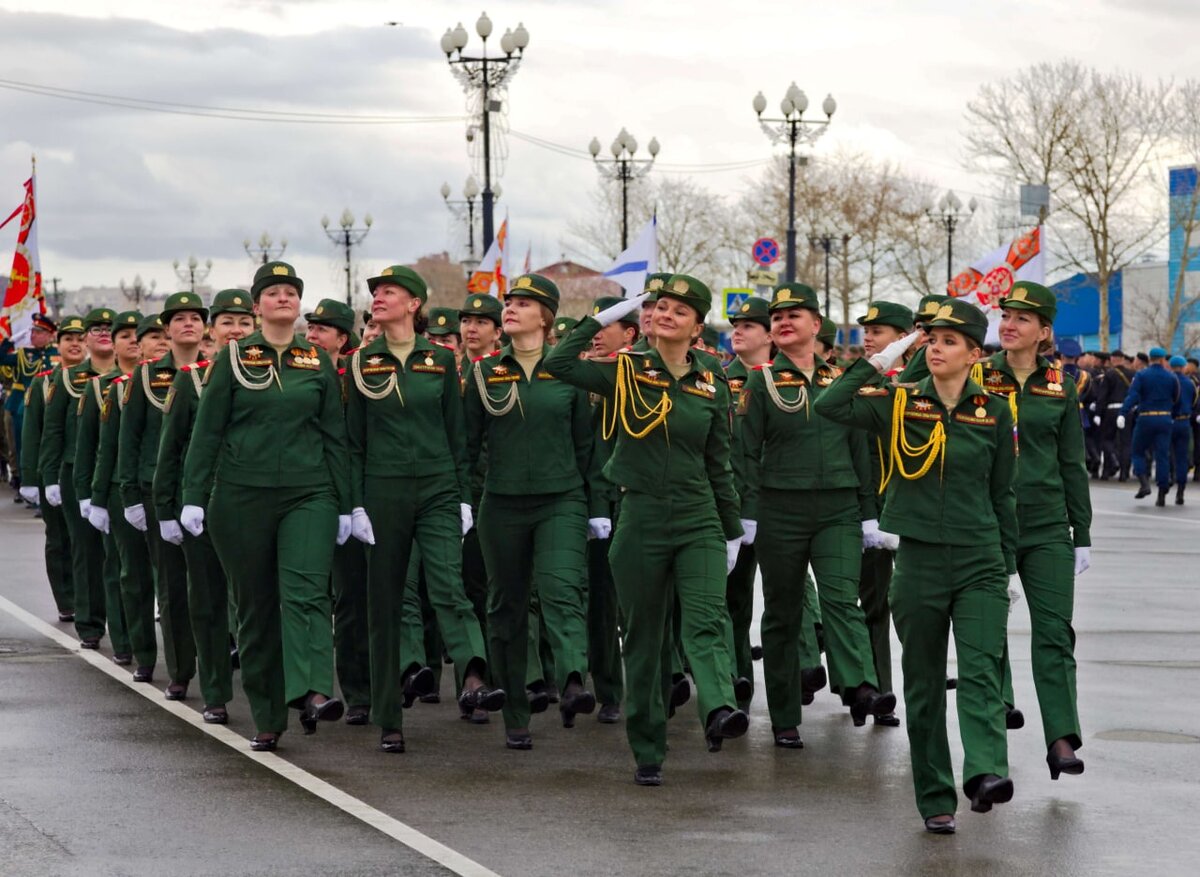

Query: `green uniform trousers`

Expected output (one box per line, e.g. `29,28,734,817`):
859,547,895,694
609,492,736,768
364,475,486,731
796,573,823,670
332,537,371,709
725,542,757,709
111,508,157,668
478,489,588,731
892,538,1009,819
41,476,75,615
209,482,338,734
401,547,443,687
60,467,105,641
142,486,196,687
181,530,234,707
462,527,489,635
757,487,877,729
587,532,624,707
100,531,132,655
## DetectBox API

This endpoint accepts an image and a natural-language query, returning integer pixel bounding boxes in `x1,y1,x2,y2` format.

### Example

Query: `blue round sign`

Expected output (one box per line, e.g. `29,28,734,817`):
752,237,780,267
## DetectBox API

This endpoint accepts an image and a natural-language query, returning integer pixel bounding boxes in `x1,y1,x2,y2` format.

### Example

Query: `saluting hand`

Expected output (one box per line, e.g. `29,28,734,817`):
594,292,649,328
868,330,922,373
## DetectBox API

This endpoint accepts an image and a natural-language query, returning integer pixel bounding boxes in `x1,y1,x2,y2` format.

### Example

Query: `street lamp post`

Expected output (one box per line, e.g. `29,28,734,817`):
243,231,288,265
927,189,979,285
807,232,852,316
753,84,837,283
172,255,212,295
322,209,373,307
588,129,660,251
119,275,157,309
440,175,498,273
441,14,529,252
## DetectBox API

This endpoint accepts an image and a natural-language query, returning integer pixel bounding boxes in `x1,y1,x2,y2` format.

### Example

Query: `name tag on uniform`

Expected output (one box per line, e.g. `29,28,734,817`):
487,374,520,384
412,363,447,374
953,412,997,426
634,373,669,389
858,386,889,397
150,369,174,389
1030,385,1065,398
536,371,556,380
682,384,715,400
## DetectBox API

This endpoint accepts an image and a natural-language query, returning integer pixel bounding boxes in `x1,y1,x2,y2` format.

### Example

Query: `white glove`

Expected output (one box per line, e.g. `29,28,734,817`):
19,485,39,504
1074,547,1090,576
336,514,352,546
878,530,900,551
79,498,92,518
460,502,474,537
159,519,184,545
180,504,205,537
1007,574,1022,615
861,518,885,550
1195,414,1200,425
587,517,612,540
44,484,62,507
1092,416,1101,426
595,292,649,327
1088,402,1097,413
123,503,148,532
868,329,922,373
351,507,375,545
88,505,110,534
726,538,741,575
1116,415,1126,429
740,519,757,545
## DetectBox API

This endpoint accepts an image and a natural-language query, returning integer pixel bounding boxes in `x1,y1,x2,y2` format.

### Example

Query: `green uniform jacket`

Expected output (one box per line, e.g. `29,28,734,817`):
980,353,1092,548
117,352,184,507
90,377,130,510
345,334,469,508
182,333,349,512
39,359,104,486
898,345,930,383
544,317,742,540
815,357,1018,573
73,368,124,501
20,369,55,483
464,344,593,497
153,361,211,522
738,354,877,521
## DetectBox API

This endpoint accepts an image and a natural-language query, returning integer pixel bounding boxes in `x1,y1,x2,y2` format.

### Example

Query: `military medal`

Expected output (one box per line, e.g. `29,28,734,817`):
425,356,435,367
975,406,988,418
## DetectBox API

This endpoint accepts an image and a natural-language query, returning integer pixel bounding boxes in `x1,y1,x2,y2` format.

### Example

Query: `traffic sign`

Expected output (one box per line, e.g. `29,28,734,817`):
747,269,778,287
752,237,780,267
723,288,753,319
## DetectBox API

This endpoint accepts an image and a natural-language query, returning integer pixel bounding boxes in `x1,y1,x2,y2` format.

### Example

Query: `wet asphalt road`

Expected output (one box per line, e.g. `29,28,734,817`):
1,481,1198,877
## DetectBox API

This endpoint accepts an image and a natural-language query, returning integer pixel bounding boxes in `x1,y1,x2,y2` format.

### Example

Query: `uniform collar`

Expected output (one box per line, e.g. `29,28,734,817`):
635,345,708,381
497,341,549,365
911,373,989,412
361,331,434,362
770,351,831,382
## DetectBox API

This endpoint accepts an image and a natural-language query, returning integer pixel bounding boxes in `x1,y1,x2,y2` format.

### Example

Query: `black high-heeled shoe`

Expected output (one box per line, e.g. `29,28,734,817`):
249,732,279,752
1046,744,1085,780
634,765,663,786
458,684,506,715
968,774,1014,813
380,730,405,754
1005,707,1025,730
300,694,344,734
401,666,436,708
924,815,956,834
667,676,691,719
733,676,753,703
772,727,804,749
705,708,749,752
850,690,897,727
505,730,533,750
560,683,596,728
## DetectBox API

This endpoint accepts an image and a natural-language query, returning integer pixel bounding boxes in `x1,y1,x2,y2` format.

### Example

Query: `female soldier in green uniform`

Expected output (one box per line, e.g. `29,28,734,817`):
545,275,746,786
182,262,348,750
739,284,894,748
982,281,1090,780
464,273,594,749
815,298,1017,833
346,266,500,753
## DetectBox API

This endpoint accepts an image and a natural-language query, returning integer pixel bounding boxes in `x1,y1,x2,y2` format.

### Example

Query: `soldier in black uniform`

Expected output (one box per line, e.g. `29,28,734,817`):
1095,350,1134,481
1078,352,1102,477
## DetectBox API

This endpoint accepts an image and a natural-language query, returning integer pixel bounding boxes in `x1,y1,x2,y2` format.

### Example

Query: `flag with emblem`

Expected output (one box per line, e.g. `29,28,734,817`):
947,226,1044,344
467,216,509,297
0,159,44,346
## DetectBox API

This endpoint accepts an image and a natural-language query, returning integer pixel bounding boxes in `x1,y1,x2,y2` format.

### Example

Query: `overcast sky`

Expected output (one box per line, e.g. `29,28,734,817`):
2,0,1198,305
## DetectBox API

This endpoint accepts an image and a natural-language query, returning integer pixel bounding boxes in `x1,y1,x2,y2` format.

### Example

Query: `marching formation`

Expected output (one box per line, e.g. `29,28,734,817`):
5,261,1103,834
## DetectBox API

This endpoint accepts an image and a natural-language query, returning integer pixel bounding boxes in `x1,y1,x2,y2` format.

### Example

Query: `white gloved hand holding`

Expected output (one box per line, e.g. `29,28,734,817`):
159,519,184,545
587,517,612,540
740,519,757,546
1092,415,1101,426
594,292,649,328
123,503,148,532
19,485,39,504
336,515,352,546
351,507,375,545
79,498,92,518
44,484,62,507
460,503,474,537
868,329,922,373
88,505,110,534
1116,415,1126,430
878,530,900,551
180,504,205,537
861,518,884,550
726,538,741,575
1074,547,1091,576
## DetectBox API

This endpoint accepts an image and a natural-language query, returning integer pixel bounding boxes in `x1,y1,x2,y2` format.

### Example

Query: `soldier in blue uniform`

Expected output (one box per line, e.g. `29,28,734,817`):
1118,347,1179,507
1169,356,1193,505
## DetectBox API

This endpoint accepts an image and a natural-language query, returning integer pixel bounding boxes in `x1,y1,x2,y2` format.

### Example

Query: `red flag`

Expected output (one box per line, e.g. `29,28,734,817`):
1,167,44,344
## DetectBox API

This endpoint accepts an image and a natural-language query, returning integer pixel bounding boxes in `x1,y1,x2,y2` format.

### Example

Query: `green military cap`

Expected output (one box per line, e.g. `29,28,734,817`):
347,330,361,350
659,273,712,318
57,314,85,337
427,307,461,336
136,314,165,340
999,281,1057,322
553,315,578,336
914,294,949,324
857,300,914,331
700,325,721,349
252,260,304,300
507,273,561,315
210,288,254,317
305,298,356,336
593,296,640,326
923,298,988,348
643,271,673,302
729,296,770,329
161,291,209,324
112,310,144,333
459,293,503,325
83,307,116,328
367,264,427,302
818,316,838,347
769,282,820,313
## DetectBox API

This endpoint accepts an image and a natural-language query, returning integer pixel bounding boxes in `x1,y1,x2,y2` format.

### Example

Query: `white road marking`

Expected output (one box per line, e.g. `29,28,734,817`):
1093,509,1200,524
0,593,500,877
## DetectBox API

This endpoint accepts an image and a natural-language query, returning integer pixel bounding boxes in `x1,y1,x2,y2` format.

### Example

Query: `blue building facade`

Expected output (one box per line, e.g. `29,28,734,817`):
1051,270,1123,352
1168,166,1200,353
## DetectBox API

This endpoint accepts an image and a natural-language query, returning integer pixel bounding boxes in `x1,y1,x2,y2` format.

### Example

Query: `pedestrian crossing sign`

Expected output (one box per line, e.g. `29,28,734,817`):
724,289,753,319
